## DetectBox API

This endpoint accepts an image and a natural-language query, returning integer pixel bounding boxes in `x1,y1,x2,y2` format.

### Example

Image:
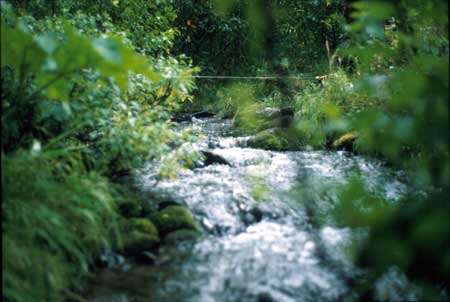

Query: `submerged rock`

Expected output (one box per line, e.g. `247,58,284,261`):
153,205,198,237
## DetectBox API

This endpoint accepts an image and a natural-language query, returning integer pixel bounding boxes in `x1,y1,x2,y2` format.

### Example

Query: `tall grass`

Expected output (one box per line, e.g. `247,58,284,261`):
2,149,120,302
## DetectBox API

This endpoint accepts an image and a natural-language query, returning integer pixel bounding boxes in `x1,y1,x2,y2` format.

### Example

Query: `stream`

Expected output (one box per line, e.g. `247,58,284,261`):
85,116,419,302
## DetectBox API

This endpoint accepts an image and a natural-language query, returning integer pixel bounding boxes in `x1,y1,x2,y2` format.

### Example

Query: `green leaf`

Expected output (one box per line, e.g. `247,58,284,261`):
1,18,46,74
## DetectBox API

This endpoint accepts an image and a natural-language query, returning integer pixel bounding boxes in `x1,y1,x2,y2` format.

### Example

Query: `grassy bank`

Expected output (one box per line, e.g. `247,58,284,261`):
1,2,199,301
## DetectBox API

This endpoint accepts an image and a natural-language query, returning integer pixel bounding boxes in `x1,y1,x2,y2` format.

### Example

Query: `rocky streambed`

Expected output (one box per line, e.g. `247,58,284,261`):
84,116,419,302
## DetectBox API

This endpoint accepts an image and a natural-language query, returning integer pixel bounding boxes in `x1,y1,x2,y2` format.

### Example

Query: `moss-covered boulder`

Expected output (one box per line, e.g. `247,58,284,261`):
153,205,198,237
249,128,287,150
332,132,358,151
122,231,160,256
120,218,160,256
124,218,159,235
163,229,201,244
248,128,301,151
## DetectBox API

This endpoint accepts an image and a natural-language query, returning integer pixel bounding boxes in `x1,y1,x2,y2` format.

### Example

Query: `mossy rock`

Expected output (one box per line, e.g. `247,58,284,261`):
153,205,198,237
122,231,160,255
332,132,358,151
164,229,201,244
124,218,159,236
249,128,301,151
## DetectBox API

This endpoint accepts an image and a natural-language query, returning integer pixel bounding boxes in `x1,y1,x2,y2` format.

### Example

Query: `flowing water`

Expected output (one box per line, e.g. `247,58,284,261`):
85,117,418,302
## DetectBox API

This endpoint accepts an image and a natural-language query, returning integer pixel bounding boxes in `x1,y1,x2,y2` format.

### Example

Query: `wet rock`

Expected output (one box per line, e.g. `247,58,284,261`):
153,205,198,237
249,207,264,222
164,229,201,244
95,251,126,269
135,251,158,265
191,110,215,119
201,217,216,232
242,206,264,226
157,200,182,211
172,110,215,123
122,231,160,256
332,132,358,151
256,292,275,302
201,150,232,166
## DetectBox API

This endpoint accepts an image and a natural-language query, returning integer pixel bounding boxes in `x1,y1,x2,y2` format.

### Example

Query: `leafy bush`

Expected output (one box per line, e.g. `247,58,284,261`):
328,0,449,299
1,2,200,301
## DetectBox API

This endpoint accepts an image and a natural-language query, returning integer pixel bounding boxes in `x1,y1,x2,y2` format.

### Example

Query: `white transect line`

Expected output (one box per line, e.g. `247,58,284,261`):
164,75,318,80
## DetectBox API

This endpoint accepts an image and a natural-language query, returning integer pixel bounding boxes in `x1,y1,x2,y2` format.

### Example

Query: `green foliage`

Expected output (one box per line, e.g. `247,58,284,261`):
325,0,449,299
2,2,199,301
1,11,159,101
1,3,198,170
176,0,345,74
9,0,178,56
